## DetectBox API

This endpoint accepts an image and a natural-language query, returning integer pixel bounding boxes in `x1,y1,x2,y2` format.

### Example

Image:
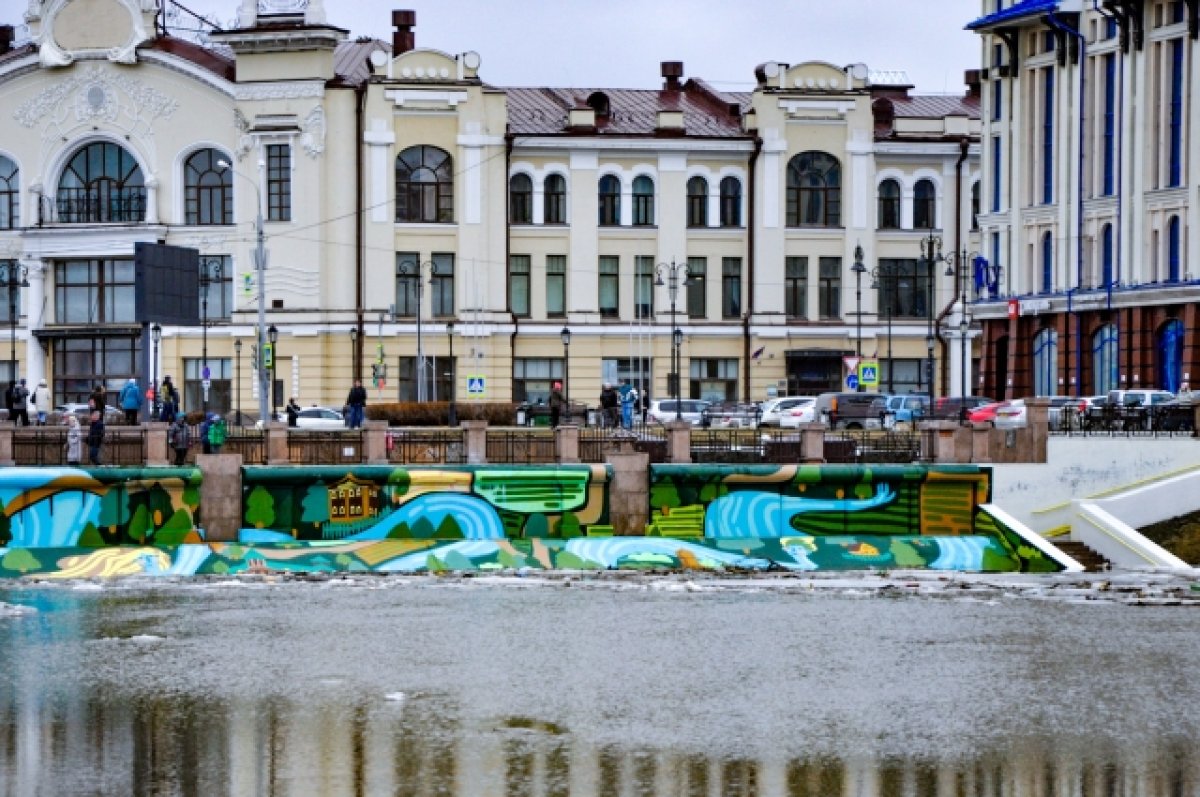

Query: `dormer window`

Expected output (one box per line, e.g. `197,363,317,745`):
586,91,610,118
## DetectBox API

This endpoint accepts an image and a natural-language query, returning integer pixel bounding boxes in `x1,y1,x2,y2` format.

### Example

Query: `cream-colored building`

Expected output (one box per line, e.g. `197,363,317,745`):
0,0,980,417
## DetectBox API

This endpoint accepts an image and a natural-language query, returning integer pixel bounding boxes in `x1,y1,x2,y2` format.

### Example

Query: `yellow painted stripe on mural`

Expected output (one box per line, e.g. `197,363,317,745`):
356,540,438,566
724,466,798,484
1079,514,1157,565
1043,525,1072,538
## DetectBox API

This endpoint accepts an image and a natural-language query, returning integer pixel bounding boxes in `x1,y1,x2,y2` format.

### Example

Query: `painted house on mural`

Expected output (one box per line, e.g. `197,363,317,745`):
968,0,1200,400
0,0,982,415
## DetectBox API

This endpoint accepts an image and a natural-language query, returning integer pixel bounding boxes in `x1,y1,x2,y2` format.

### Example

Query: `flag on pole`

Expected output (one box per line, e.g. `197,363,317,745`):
751,346,765,360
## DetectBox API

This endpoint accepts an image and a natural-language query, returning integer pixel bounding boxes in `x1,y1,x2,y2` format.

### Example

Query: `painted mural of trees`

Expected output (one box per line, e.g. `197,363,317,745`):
98,488,131,543
301,483,329,527
245,486,277,529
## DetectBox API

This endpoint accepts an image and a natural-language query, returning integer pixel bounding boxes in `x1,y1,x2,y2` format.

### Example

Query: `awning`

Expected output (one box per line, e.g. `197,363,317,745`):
966,0,1063,31
33,326,143,340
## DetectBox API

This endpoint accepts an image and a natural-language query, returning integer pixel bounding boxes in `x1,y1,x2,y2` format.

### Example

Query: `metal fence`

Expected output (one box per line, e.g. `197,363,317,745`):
690,430,771,465
485,430,557,464
223,427,267,464
579,426,668,463
388,429,466,464
287,431,365,465
14,428,148,467
822,430,927,464
1051,405,1195,437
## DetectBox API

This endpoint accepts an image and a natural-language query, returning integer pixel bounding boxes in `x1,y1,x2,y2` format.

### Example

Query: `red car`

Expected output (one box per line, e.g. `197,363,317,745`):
968,401,1005,423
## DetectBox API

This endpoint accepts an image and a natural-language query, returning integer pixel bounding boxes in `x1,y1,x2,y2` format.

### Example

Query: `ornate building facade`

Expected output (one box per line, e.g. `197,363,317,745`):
0,0,980,416
969,0,1199,400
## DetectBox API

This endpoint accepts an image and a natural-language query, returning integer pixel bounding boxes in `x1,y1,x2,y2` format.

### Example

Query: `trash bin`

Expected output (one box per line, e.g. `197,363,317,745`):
587,408,597,427
516,405,527,426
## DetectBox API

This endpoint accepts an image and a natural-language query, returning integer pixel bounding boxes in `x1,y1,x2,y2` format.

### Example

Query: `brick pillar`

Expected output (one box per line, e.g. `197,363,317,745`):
145,422,169,467
265,421,289,465
463,420,488,464
606,450,649,536
800,422,826,463
666,421,691,463
198,453,243,542
972,424,992,463
556,424,580,463
0,426,12,466
923,420,958,463
364,420,388,465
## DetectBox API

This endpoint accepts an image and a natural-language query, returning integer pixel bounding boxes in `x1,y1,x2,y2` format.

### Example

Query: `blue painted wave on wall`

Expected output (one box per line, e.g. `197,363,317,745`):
704,484,896,538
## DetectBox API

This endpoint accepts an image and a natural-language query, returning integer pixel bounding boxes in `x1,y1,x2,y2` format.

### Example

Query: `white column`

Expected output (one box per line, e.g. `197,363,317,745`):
144,174,159,224
21,259,46,385
364,121,395,224
568,150,599,315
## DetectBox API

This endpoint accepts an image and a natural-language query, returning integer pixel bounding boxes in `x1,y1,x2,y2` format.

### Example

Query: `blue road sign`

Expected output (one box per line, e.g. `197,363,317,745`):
846,374,858,390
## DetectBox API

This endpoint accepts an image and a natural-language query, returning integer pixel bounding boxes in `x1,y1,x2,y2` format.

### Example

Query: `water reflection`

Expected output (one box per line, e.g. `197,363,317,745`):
2,694,1198,796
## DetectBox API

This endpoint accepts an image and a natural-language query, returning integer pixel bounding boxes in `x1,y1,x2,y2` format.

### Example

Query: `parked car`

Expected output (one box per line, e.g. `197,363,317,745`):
778,397,819,429
645,399,709,426
1105,389,1176,430
759,396,816,427
992,399,1028,429
1045,396,1082,430
930,395,994,420
293,406,347,430
52,403,124,424
968,401,1005,424
702,402,763,429
1154,392,1200,431
883,394,930,429
813,392,887,430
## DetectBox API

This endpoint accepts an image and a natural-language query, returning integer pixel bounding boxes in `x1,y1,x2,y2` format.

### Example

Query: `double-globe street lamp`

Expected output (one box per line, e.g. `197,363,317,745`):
0,262,29,383
655,260,690,423
850,244,867,391
939,248,980,419
267,323,278,421
396,258,442,403
216,159,270,426
198,257,224,415
150,323,162,420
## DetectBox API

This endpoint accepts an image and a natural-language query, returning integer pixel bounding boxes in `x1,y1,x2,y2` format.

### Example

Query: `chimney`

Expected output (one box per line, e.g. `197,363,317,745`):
392,10,416,55
964,69,982,98
0,26,13,54
661,61,683,91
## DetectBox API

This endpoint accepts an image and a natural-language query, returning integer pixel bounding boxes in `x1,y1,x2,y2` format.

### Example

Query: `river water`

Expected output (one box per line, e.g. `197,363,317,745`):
2,571,1200,796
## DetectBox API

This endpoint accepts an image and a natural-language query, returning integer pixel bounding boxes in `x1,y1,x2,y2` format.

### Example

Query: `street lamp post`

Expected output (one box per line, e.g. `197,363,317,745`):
150,323,162,421
233,338,242,426
851,244,866,391
217,159,269,427
267,324,278,421
936,248,980,418
655,260,690,422
446,321,457,426
349,325,358,398
560,326,571,414
198,258,223,415
919,229,940,402
1,262,29,384
396,259,442,402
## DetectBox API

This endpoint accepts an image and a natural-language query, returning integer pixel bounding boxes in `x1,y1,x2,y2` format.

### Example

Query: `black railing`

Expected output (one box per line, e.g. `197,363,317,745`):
223,427,267,464
13,429,68,466
823,430,925,464
691,429,767,465
287,431,365,465
1051,404,1195,436
388,429,466,464
485,430,556,464
579,425,667,463
53,189,147,224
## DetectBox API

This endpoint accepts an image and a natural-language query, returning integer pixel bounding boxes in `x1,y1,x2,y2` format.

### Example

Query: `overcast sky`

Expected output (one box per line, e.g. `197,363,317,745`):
165,0,983,94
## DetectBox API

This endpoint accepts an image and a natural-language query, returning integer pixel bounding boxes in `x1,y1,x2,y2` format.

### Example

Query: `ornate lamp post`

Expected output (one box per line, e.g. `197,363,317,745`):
396,258,440,402
349,324,358,389
217,159,270,428
918,230,942,402
655,260,690,422
267,323,278,421
446,320,457,426
937,248,980,417
560,326,571,411
850,243,866,390
870,264,895,393
233,338,242,426
1,262,29,383
150,323,162,420
198,257,224,415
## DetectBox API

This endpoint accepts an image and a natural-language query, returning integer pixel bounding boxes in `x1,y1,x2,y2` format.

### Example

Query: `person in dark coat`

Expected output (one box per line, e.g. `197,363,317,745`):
599,383,619,428
345,380,367,429
549,381,565,428
86,411,105,466
286,396,301,428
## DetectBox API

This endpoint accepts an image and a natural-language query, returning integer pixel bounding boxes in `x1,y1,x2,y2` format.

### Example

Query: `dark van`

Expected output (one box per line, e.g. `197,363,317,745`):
814,392,887,429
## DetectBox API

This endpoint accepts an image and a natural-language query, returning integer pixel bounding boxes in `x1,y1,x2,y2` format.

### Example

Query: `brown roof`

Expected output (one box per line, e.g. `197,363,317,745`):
141,36,235,81
892,94,980,119
333,39,390,86
505,82,747,138
0,43,36,68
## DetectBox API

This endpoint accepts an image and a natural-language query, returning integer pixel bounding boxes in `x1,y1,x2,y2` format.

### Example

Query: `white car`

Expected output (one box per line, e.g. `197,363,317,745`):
293,406,348,430
760,396,816,427
778,398,818,429
645,399,709,426
993,399,1027,429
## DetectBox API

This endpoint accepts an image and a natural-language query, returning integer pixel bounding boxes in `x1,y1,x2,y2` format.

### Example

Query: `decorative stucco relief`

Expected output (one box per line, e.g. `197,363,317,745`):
31,0,155,67
233,109,253,160
14,64,178,135
232,83,325,102
300,106,325,158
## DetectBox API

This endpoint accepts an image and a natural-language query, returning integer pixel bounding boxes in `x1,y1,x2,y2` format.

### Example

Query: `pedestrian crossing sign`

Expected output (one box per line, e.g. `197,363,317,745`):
467,376,486,397
858,359,879,389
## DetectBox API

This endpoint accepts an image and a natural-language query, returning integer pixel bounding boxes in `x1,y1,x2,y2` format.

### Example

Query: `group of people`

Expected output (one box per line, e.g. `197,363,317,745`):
599,381,648,429
5,378,52,426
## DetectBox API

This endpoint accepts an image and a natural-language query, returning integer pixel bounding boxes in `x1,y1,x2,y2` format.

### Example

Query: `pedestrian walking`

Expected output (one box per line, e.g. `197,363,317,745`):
640,388,650,425
345,380,367,429
207,414,227,454
31,379,51,426
549,381,565,428
619,381,638,430
286,396,301,428
64,414,82,466
88,384,106,417
160,376,179,423
86,410,105,466
119,378,143,425
11,379,29,426
168,416,190,466
600,383,619,428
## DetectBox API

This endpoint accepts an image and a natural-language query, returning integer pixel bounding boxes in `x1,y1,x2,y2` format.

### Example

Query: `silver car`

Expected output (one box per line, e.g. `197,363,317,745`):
646,399,709,426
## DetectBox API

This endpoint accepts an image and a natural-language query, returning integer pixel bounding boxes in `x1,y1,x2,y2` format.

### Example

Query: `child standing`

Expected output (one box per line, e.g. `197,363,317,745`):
64,414,82,466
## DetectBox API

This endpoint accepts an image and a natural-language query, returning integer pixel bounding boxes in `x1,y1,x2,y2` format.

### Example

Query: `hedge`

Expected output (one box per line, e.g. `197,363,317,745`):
366,401,517,426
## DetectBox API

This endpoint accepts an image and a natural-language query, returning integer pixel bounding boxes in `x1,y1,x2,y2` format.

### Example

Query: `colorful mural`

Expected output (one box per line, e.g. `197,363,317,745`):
0,463,1062,578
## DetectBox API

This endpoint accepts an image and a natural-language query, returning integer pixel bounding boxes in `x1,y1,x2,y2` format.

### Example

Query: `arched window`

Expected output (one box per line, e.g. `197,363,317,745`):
971,181,980,230
719,176,742,227
1041,232,1054,294
877,179,900,229
1101,223,1114,287
1033,327,1059,397
598,175,620,226
395,145,453,223
632,175,655,226
686,176,708,228
1092,324,1119,395
786,151,841,227
913,179,936,230
56,142,145,223
0,156,17,229
509,173,532,224
1168,215,1181,282
184,149,232,226
544,174,566,224
1158,318,1184,393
